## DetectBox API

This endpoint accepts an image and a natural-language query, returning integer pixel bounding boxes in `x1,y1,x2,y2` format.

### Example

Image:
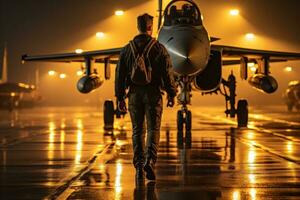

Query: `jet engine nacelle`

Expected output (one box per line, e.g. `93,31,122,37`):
77,75,103,94
248,74,278,94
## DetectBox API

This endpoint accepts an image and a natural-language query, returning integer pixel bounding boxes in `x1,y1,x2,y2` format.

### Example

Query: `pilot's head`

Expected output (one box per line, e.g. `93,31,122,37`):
137,13,153,36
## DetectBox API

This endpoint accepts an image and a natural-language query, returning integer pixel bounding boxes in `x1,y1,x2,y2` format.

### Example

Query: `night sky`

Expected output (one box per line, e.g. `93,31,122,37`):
1,0,300,106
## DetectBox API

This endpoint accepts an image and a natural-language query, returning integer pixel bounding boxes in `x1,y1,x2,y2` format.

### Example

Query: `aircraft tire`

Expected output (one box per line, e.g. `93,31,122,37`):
237,99,248,128
104,100,115,130
185,110,192,131
287,103,293,112
177,110,184,131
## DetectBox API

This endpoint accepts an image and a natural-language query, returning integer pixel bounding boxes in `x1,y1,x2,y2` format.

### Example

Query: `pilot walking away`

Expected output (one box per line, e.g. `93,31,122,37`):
115,13,177,182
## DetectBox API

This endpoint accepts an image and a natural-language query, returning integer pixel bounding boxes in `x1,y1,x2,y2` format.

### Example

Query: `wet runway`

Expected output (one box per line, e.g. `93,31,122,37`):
0,106,300,199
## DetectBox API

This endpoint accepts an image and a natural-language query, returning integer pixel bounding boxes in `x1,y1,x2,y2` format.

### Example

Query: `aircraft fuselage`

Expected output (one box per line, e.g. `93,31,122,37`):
157,0,210,76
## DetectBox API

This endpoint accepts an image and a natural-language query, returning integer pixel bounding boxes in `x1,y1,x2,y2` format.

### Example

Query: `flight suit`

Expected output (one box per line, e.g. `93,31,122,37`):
115,34,177,168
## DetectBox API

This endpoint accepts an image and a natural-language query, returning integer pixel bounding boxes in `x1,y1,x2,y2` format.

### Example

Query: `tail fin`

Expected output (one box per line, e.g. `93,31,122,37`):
0,44,8,83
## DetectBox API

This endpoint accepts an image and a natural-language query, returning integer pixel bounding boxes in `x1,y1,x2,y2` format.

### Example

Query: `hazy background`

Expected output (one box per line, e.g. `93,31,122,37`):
1,0,300,107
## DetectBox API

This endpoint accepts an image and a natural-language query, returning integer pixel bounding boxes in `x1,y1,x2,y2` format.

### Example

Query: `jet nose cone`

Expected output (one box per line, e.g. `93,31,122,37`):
165,29,210,76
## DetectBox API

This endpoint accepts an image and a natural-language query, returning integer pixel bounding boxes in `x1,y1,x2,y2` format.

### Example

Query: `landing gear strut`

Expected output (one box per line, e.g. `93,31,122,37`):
222,73,248,127
177,76,193,132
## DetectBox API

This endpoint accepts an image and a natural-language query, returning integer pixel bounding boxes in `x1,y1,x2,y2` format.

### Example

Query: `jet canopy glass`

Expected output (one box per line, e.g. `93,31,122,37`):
163,0,203,26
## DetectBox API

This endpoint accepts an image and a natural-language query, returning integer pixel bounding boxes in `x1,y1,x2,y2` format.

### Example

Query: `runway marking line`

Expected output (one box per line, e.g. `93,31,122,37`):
44,142,115,200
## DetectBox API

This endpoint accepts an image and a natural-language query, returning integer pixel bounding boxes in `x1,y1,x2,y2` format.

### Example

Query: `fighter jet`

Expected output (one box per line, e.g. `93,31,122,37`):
22,0,300,130
0,46,38,111
283,81,300,112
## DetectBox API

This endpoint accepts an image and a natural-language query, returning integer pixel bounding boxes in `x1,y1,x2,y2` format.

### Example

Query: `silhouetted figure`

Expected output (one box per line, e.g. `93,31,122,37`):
115,13,177,183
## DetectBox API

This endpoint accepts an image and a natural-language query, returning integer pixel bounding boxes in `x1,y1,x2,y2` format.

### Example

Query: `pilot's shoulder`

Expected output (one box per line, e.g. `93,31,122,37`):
154,39,167,52
120,43,131,54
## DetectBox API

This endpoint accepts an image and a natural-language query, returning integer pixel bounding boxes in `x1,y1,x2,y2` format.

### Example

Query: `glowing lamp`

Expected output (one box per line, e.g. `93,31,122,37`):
115,10,124,16
75,49,83,54
248,62,255,67
284,66,292,72
48,70,56,76
59,74,66,79
250,66,257,72
230,9,240,16
245,33,255,40
96,32,105,38
77,70,84,76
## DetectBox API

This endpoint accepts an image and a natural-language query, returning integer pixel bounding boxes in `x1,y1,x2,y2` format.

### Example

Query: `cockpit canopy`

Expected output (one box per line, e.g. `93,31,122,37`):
163,0,203,26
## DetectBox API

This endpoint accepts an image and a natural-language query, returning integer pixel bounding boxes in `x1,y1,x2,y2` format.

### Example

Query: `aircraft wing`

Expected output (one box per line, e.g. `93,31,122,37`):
22,47,122,64
211,45,300,66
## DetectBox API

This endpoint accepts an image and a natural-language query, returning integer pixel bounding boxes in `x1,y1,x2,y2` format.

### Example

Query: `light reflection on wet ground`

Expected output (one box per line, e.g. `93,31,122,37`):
0,106,300,199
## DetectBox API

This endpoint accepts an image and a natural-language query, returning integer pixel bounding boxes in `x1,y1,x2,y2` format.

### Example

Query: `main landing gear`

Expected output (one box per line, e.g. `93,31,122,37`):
222,73,248,128
103,100,126,131
175,73,249,132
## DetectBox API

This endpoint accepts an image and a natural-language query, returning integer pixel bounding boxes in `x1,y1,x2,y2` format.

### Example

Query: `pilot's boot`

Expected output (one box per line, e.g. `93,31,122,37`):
135,163,145,185
144,158,156,180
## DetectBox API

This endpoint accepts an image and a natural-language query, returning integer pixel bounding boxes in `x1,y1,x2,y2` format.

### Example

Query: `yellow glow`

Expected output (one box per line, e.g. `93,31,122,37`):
249,174,256,184
75,130,83,164
60,130,65,151
61,123,66,129
250,188,256,200
230,9,240,16
48,122,55,165
245,33,255,40
288,81,300,86
75,49,83,54
96,32,105,38
250,66,257,72
77,119,83,129
115,160,123,200
59,74,66,79
247,131,255,140
248,150,256,164
201,14,204,20
10,92,16,97
48,70,56,76
76,130,83,151
284,66,293,72
99,163,105,172
287,141,293,153
232,190,240,200
76,70,83,76
115,10,124,16
49,121,55,131
248,62,255,67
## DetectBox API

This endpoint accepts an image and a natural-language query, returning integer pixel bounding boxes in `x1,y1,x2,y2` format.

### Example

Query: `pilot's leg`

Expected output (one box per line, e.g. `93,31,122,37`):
128,92,146,181
144,93,163,180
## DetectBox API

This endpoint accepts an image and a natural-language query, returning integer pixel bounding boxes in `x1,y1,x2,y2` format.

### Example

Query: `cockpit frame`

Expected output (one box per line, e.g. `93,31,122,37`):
163,0,203,26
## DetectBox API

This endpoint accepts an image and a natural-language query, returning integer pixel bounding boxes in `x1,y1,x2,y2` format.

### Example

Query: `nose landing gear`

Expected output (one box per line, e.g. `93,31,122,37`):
176,76,193,132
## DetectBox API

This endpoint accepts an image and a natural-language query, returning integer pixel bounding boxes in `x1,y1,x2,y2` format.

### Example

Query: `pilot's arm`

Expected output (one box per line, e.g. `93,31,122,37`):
115,47,128,102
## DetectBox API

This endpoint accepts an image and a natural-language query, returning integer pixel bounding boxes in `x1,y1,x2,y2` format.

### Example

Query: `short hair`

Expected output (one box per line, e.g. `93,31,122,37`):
137,13,154,33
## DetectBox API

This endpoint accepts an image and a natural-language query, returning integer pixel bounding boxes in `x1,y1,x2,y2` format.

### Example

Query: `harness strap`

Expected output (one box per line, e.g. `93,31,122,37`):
129,38,156,59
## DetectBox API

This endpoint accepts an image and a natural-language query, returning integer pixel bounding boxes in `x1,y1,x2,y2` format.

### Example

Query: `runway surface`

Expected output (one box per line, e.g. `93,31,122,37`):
0,106,300,199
